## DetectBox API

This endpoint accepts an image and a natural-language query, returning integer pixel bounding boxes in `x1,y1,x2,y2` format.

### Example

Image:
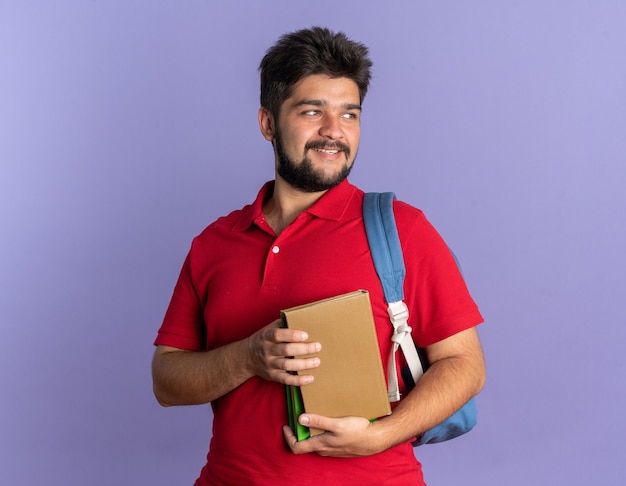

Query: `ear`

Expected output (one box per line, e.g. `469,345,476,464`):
258,107,276,142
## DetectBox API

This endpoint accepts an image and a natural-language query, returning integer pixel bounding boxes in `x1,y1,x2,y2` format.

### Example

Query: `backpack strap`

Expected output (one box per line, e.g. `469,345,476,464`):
363,192,424,402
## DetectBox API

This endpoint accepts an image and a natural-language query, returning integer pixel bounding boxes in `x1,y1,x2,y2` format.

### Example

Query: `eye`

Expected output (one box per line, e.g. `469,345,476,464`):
341,112,359,120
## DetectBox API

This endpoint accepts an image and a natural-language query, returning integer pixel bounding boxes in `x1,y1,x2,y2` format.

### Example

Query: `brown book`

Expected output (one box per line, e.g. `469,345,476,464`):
281,290,391,438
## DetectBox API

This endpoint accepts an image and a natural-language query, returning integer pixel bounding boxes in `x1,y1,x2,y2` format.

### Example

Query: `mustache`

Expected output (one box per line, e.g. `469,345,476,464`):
305,140,351,157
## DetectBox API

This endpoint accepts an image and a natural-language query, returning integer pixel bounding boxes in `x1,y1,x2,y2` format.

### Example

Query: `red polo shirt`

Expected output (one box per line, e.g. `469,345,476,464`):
155,179,483,486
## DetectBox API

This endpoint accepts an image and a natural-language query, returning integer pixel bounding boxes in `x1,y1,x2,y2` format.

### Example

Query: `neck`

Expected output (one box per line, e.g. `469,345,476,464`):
263,177,328,235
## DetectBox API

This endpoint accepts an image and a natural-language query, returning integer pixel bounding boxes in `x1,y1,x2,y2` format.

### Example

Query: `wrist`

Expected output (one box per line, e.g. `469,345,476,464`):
240,336,257,380
364,416,395,453
371,411,413,451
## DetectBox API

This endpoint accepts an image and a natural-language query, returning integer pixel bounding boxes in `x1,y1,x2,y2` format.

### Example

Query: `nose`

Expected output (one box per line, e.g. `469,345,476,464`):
318,115,343,140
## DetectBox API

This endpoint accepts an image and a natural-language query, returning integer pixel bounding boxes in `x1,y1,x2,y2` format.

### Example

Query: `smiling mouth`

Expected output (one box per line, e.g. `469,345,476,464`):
314,148,340,155
306,141,350,157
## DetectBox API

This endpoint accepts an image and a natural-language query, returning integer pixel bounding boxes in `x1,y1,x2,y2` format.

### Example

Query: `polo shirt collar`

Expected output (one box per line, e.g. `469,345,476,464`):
232,179,357,231
305,179,356,221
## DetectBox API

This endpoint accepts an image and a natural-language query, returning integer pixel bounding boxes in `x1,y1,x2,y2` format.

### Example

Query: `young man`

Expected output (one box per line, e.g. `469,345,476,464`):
152,27,485,485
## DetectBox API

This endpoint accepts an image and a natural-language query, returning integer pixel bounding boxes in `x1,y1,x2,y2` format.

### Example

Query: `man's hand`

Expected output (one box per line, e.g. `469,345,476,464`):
245,320,322,386
152,318,321,406
283,414,386,457
282,327,486,457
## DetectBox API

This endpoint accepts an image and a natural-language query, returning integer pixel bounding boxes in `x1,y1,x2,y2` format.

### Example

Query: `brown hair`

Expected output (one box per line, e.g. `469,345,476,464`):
259,26,373,117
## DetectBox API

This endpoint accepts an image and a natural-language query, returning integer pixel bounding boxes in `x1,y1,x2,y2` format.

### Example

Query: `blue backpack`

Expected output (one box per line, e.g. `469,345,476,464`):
362,192,477,446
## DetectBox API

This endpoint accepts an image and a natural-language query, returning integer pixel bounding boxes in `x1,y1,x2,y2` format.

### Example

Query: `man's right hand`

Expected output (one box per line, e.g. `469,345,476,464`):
152,319,322,406
245,319,322,386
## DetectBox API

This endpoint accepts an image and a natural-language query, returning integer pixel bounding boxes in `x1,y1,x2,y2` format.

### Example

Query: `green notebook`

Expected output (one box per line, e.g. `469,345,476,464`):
286,384,311,441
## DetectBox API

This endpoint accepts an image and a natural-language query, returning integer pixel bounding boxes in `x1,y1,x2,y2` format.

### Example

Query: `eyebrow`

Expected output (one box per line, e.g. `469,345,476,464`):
294,99,362,111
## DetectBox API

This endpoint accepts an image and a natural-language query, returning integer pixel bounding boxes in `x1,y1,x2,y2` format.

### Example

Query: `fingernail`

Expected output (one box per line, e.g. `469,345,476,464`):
314,342,322,352
299,415,310,425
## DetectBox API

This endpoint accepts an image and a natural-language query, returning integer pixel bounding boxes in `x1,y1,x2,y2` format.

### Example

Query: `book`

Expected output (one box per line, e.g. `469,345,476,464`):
281,290,391,440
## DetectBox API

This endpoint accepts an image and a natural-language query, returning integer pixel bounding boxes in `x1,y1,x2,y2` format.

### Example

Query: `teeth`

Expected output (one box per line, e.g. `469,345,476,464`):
316,148,339,154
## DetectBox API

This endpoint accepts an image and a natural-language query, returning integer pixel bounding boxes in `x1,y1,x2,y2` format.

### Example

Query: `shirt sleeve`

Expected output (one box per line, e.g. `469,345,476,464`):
154,249,207,351
395,201,484,348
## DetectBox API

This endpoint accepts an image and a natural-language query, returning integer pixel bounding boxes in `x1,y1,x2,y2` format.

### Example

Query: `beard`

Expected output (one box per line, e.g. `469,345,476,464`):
274,131,355,193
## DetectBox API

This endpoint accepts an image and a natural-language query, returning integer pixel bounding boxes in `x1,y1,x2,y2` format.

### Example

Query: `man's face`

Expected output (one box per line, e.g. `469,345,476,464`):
270,74,362,192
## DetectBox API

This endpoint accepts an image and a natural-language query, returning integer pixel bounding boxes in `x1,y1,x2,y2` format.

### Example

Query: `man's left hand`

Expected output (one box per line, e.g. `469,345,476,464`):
283,414,385,457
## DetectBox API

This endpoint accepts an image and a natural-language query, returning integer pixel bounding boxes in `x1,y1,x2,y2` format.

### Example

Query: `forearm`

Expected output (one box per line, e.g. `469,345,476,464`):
373,351,485,450
152,321,322,407
284,328,485,457
152,340,254,406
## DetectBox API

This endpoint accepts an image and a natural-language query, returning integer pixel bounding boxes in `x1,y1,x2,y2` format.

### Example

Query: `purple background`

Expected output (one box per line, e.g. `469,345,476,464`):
2,1,625,484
